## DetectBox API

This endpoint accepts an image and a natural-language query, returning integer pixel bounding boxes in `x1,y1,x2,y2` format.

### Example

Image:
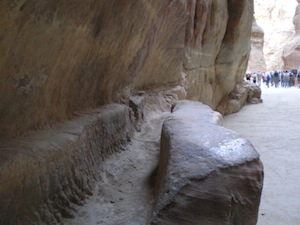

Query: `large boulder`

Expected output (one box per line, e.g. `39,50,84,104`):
152,100,263,225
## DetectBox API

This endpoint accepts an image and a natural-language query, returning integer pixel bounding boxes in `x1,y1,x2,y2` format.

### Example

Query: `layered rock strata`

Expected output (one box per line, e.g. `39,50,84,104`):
0,104,132,225
152,100,263,225
282,0,300,70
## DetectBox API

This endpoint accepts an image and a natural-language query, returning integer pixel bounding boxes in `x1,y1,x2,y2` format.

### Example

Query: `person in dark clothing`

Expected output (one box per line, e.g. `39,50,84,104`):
252,72,257,84
266,72,271,88
246,72,251,81
273,70,280,88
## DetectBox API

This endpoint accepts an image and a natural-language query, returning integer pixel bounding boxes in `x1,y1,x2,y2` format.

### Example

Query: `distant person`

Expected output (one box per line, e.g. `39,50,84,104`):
292,69,298,87
265,72,271,88
273,70,280,88
283,70,289,88
280,71,284,87
252,72,257,84
270,71,274,86
261,72,265,83
298,70,300,88
246,72,251,81
257,71,262,87
289,71,295,87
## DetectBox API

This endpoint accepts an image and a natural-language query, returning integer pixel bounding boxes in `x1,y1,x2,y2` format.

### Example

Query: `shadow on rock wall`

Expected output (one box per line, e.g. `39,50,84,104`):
0,0,253,138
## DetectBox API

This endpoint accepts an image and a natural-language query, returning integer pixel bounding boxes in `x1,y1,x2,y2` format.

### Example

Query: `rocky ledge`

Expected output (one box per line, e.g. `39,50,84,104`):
0,104,132,225
217,81,262,115
152,100,263,225
0,99,264,225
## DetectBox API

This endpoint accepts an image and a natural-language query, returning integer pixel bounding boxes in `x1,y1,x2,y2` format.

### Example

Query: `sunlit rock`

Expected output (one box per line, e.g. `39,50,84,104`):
248,18,267,72
254,0,297,70
282,0,300,70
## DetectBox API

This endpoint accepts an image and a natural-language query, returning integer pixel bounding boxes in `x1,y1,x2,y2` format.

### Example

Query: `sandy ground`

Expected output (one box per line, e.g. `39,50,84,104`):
223,84,300,225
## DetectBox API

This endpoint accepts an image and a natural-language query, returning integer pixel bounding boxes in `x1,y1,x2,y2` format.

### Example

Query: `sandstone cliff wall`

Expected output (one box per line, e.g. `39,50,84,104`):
0,1,262,223
248,18,267,72
282,0,300,70
254,0,297,70
0,0,254,138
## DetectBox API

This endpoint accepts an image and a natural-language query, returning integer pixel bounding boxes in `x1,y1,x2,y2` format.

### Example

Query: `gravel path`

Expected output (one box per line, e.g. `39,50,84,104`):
223,85,300,225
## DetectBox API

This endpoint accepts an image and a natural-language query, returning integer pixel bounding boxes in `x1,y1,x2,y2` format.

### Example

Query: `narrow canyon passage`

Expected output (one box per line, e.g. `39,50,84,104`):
61,85,300,225
223,86,300,225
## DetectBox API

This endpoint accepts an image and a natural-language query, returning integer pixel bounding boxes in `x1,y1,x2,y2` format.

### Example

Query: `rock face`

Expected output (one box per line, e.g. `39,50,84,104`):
254,0,297,70
217,81,262,115
183,0,253,108
152,101,263,225
247,18,267,72
0,0,253,138
0,1,261,224
0,104,132,225
282,0,300,70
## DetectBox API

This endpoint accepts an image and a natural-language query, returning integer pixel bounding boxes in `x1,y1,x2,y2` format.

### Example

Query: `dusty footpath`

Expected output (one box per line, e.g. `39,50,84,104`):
223,86,300,225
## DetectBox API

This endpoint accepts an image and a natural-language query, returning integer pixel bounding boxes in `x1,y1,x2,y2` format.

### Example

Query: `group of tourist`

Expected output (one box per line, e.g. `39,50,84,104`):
245,69,300,88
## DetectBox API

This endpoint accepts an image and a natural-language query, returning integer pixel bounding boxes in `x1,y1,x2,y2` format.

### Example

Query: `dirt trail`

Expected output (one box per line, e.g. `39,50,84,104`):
223,86,300,225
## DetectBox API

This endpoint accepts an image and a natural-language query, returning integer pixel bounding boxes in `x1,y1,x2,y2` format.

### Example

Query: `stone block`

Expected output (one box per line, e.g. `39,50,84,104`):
152,100,263,225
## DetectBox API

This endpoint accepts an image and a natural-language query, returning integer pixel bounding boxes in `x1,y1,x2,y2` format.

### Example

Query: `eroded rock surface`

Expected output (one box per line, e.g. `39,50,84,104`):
248,18,266,72
282,0,300,70
0,1,260,224
217,81,262,115
0,0,253,138
254,0,297,70
0,104,132,225
184,0,253,108
152,100,263,225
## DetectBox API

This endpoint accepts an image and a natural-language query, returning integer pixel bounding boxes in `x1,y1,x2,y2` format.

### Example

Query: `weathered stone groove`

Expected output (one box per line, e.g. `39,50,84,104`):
0,104,132,225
